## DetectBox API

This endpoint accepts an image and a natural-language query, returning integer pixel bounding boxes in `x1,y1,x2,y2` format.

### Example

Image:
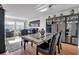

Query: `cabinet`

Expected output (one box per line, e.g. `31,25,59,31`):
0,7,5,53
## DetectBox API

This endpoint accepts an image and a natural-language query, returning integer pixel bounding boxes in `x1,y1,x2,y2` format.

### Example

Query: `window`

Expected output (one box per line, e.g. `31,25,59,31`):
15,22,24,30
5,21,15,32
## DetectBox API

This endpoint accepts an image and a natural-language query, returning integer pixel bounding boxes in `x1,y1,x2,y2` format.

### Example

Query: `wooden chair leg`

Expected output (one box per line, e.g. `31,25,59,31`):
31,41,33,46
60,44,62,50
21,41,22,46
54,51,56,55
36,46,38,55
24,41,26,50
54,47,57,55
36,50,38,55
58,45,60,54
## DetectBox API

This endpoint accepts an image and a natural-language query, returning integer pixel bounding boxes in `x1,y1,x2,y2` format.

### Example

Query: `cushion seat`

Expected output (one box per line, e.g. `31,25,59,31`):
38,42,49,50
37,43,50,54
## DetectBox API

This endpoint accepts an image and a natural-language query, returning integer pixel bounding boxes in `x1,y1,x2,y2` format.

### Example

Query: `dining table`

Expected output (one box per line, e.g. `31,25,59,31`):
21,33,52,50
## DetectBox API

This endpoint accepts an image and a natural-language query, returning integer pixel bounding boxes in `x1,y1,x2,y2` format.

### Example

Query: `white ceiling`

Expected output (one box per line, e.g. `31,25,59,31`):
3,4,79,20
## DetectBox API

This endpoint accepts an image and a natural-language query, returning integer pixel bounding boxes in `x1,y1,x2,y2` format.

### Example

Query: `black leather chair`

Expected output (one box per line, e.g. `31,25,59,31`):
47,32,63,54
21,29,28,35
32,28,38,34
32,28,35,34
6,31,14,38
36,33,60,55
21,29,28,50
35,28,38,33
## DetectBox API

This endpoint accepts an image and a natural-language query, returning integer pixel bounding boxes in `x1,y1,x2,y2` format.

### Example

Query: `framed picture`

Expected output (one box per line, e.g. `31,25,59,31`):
29,20,40,27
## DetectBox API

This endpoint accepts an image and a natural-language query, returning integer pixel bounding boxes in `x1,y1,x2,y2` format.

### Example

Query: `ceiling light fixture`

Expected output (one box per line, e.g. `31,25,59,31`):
40,8,48,12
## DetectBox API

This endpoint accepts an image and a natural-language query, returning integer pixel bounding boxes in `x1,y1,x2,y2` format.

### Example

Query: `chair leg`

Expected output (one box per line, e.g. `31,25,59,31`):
58,45,60,54
24,41,26,50
54,50,56,55
36,46,38,55
21,41,22,46
31,41,33,46
60,44,62,50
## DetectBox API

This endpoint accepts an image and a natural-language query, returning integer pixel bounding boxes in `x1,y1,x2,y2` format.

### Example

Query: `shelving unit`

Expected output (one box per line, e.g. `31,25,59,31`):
46,13,79,46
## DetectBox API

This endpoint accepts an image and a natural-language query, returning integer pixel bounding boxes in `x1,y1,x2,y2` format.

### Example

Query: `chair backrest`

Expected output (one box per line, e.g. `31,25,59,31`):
49,32,60,54
21,29,28,35
57,31,63,45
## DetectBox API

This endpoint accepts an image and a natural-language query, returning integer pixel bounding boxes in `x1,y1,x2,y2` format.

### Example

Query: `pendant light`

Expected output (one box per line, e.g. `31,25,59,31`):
46,4,53,25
